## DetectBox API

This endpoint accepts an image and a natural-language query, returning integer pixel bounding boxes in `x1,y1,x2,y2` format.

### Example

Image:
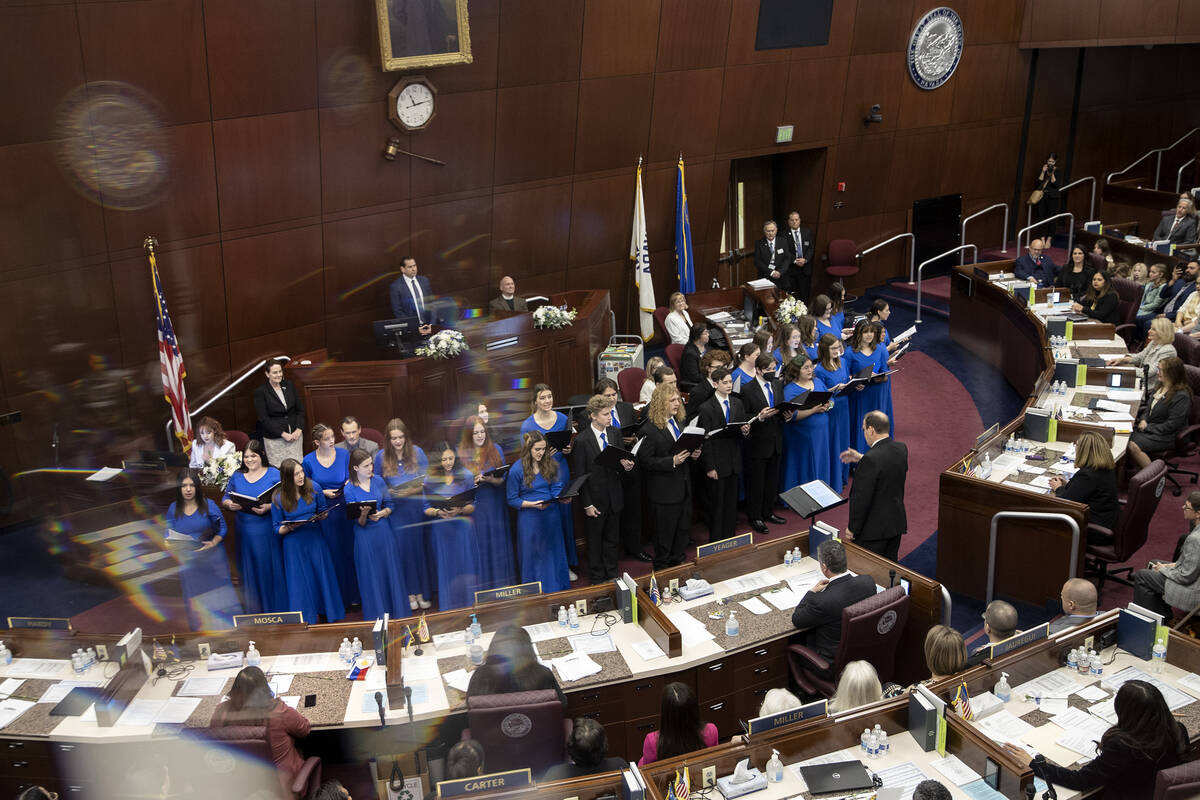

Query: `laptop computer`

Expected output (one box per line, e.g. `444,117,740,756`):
798,760,874,794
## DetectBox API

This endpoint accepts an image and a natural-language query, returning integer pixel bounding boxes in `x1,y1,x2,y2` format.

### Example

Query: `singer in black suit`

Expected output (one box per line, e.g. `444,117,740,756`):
253,360,306,467
697,368,749,542
840,411,908,562
638,384,699,569
570,395,635,583
592,378,650,562
790,540,877,672
783,211,814,300
740,353,785,534
754,220,791,290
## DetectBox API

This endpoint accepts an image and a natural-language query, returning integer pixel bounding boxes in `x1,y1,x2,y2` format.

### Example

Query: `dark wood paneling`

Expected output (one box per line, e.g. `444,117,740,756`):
319,103,411,213
0,6,84,147
222,226,325,342
568,174,634,268
491,182,573,280
306,382,395,435
897,72,956,131
941,121,1021,200
76,0,210,127
212,111,321,230
838,53,903,139
1098,0,1179,43
885,131,949,211
1035,47,1084,111
851,0,915,55
574,75,654,174
497,0,585,88
580,0,661,78
826,135,895,221
409,196,494,294
101,123,220,249
493,83,579,185
410,90,497,199
724,0,791,66
716,63,784,153
950,45,1022,125
1180,2,1200,37
204,0,319,119
314,0,401,109
656,0,731,71
648,68,725,163
784,58,849,145
1126,43,1184,102
1022,0,1101,47
960,0,1024,45
323,209,412,320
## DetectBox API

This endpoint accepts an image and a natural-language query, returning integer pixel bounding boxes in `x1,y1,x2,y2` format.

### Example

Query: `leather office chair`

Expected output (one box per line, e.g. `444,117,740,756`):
823,240,860,301
787,586,910,698
1086,459,1168,588
190,725,322,799
462,689,571,778
225,429,250,451
1172,331,1200,367
1154,760,1200,800
361,427,385,447
653,306,671,344
617,367,646,403
1143,365,1200,495
665,343,684,374
1109,275,1144,348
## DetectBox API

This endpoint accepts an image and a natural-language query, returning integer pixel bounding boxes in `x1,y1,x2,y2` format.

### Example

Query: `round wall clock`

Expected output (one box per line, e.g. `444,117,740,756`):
387,76,437,131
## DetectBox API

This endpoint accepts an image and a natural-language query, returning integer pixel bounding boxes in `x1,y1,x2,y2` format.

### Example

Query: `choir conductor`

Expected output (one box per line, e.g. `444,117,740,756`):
839,411,907,561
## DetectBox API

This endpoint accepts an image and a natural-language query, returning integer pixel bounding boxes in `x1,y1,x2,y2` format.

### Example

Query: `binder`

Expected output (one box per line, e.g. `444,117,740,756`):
671,426,706,454
482,464,511,480
909,690,939,752
833,377,871,397
779,480,847,518
226,482,280,510
555,473,591,500
1117,607,1157,660
705,421,747,441
614,576,634,623
1053,358,1081,387
796,390,833,410
594,444,636,469
1023,408,1056,443
543,430,574,451
427,487,478,510
344,499,379,517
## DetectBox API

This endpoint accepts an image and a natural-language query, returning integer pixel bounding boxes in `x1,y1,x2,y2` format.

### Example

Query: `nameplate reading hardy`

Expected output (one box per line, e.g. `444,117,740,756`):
697,532,753,559
233,611,305,627
474,582,542,604
437,769,531,797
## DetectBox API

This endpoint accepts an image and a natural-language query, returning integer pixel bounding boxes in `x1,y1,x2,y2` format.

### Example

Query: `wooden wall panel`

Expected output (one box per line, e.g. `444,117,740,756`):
716,64,784,153
580,0,661,79
319,103,411,214
494,82,579,186
222,226,325,342
497,0,585,88
838,53,904,139
784,58,850,145
314,0,400,109
950,46,1023,124
425,0,500,94
826,135,895,222
851,0,915,56
409,90,497,198
213,110,321,230
569,174,635,267
409,196,494,296
648,68,725,163
960,0,1024,46
491,182,573,281
1097,0,1179,44
656,0,731,71
1022,0,1101,47
322,209,411,320
574,75,654,174
0,6,84,147
885,131,949,211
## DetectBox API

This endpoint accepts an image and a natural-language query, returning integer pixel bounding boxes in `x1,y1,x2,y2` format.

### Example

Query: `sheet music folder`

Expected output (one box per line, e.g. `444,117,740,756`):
780,479,847,519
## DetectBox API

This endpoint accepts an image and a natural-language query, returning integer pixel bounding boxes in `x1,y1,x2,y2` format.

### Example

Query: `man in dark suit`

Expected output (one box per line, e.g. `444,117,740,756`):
570,394,635,583
1153,197,1198,245
840,411,908,561
488,275,529,313
783,211,814,300
388,256,444,334
592,378,651,562
967,599,1019,665
1013,238,1057,287
697,368,749,542
754,220,791,290
638,387,700,569
740,353,785,534
790,539,876,672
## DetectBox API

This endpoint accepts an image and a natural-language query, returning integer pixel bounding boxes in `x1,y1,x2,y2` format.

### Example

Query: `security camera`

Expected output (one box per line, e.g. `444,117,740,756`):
864,104,883,125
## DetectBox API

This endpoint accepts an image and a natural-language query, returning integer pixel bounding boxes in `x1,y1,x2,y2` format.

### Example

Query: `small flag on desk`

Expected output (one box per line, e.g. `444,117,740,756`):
953,681,974,720
650,573,660,606
401,625,414,649
416,612,430,643
666,781,677,800
675,765,690,800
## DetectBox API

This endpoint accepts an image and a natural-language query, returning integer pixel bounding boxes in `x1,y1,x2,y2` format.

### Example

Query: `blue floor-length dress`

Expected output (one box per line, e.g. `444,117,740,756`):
302,448,358,609
779,379,832,491
222,468,286,614
344,476,407,620
270,485,345,623
520,413,578,569
166,499,244,630
848,346,892,451
815,359,852,493
424,470,483,610
506,461,569,593
469,444,516,589
816,317,838,341
375,447,431,600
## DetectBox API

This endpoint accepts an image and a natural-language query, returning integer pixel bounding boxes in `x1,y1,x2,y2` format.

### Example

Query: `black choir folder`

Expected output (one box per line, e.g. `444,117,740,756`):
344,499,378,518
594,444,636,470
482,463,510,480
555,473,590,500
226,482,280,510
543,430,574,451
426,487,478,510
780,479,846,518
671,425,706,454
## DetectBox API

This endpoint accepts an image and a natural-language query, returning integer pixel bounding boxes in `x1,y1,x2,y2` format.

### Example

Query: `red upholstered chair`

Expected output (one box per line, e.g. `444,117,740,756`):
787,586,910,698
665,343,684,373
653,306,671,344
462,690,571,779
1086,459,1168,588
1155,760,1200,800
1174,331,1200,367
189,725,322,799
361,427,385,448
225,429,250,451
823,240,860,296
1109,276,1144,348
617,367,646,403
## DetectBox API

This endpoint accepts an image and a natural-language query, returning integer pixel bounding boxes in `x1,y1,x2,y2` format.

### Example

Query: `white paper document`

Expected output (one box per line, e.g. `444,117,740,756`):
87,466,123,482
402,656,442,681
1036,696,1068,713
666,612,715,647
930,755,981,786
442,669,472,693
523,621,565,643
177,676,228,697
1072,683,1109,702
117,698,165,727
37,680,103,705
800,479,843,508
268,674,295,695
0,678,24,699
269,652,344,673
1015,670,1080,700
762,588,801,611
432,630,467,650
569,632,616,655
785,571,824,596
630,639,665,661
551,652,602,682
1176,672,1200,697
5,658,70,679
875,761,930,799
1050,707,1110,741
721,570,778,594
0,698,34,729
154,696,202,724
738,597,772,615
1057,729,1102,758
280,696,301,709
975,710,1034,743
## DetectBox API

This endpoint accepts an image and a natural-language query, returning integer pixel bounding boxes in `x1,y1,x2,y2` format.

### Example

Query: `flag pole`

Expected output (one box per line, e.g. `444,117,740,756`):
627,155,644,338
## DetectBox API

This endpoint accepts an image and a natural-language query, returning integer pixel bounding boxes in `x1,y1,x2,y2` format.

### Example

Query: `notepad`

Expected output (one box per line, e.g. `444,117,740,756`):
551,652,602,682
631,639,666,661
442,669,472,693
178,676,227,697
0,679,24,699
762,587,801,611
569,632,616,655
738,597,772,615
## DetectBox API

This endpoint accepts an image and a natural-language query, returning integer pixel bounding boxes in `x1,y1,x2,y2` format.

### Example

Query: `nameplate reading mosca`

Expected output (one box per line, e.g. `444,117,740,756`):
474,581,542,604
7,616,71,630
697,532,753,559
437,768,531,798
908,7,963,90
233,611,304,627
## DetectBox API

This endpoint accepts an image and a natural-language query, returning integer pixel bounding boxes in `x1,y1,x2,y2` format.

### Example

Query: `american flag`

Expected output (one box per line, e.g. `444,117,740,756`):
151,249,192,452
953,681,974,720
674,766,690,800
650,572,660,606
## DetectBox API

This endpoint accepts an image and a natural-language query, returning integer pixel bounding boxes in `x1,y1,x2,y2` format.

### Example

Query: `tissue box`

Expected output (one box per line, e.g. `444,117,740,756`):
716,768,768,798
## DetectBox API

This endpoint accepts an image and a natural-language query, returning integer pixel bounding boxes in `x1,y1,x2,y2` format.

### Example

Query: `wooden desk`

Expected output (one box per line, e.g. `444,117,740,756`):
1100,180,1181,239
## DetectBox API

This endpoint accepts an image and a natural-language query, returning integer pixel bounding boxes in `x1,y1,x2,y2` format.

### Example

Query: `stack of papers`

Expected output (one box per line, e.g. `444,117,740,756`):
402,656,441,681
269,652,344,673
875,762,931,799
177,676,228,697
665,612,715,647
0,698,34,729
1102,666,1195,710
930,755,981,786
785,571,824,597
568,632,616,655
36,680,104,704
975,710,1034,744
523,621,565,643
630,639,665,661
442,669,472,693
0,678,24,699
720,570,778,594
5,658,70,679
116,697,203,726
738,597,772,615
550,652,602,682
762,587,801,611
1014,670,1080,701
1050,707,1110,756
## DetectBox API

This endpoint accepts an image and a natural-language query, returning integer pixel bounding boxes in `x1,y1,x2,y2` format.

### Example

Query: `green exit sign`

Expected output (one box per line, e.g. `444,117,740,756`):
776,125,794,144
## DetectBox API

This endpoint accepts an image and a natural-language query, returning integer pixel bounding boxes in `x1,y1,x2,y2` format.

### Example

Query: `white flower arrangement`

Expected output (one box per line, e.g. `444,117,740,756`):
774,296,808,325
533,305,578,330
415,329,468,360
199,450,242,489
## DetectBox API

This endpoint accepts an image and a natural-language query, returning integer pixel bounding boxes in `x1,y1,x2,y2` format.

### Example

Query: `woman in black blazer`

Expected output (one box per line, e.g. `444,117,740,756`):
252,360,306,467
1128,356,1192,469
1049,431,1118,538
1072,270,1120,324
678,323,708,391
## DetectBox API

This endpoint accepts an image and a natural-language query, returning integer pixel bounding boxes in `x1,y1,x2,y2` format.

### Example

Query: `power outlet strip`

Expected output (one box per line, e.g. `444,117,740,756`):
575,598,587,616
702,766,716,786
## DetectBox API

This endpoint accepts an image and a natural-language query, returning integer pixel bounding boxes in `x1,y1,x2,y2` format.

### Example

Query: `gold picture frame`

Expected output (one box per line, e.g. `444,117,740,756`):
375,0,473,72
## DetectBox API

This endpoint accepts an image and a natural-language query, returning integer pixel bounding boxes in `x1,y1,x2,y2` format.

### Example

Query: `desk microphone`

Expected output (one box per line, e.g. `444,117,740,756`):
888,569,896,588
374,690,386,729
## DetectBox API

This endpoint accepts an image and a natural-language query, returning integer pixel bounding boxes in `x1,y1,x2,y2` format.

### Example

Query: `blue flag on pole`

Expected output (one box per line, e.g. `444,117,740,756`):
675,156,695,293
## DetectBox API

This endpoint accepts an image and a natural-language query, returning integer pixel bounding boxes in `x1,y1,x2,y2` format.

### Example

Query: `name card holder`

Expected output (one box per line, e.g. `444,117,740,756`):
6,616,71,630
747,698,827,734
437,769,531,798
988,622,1049,660
473,581,542,605
697,532,753,559
232,611,305,627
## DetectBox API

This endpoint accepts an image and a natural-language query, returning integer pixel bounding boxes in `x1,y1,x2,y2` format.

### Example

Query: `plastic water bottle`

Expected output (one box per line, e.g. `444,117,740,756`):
246,641,261,668
70,651,82,674
1066,648,1078,670
873,724,889,755
1152,638,1168,674
469,640,484,666
982,453,992,477
351,637,363,660
995,672,1011,702
567,604,579,629
725,610,740,637
557,605,568,627
766,749,783,782
1089,650,1102,677
469,614,482,639
0,641,11,665
338,637,351,664
784,548,793,567
792,547,801,564
1077,648,1091,675
860,728,871,753
866,731,879,759
86,647,97,669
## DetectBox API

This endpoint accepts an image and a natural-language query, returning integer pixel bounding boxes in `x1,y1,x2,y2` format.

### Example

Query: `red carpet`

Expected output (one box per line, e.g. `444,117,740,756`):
885,276,952,304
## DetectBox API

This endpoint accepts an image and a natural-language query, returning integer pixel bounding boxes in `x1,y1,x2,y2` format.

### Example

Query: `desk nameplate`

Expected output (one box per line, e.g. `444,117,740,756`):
748,698,826,734
474,581,542,604
989,622,1048,659
7,616,71,630
697,532,753,559
232,611,305,627
437,769,531,798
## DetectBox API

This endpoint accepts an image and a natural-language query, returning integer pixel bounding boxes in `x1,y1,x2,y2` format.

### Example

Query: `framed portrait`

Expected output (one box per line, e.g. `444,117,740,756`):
375,0,473,71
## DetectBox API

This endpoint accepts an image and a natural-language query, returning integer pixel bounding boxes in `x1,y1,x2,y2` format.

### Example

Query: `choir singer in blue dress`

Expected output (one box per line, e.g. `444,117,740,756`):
270,459,344,623
814,334,853,492
376,418,432,610
167,470,244,630
221,440,285,614
506,431,571,593
779,355,833,491
424,442,482,610
847,321,894,451
344,448,406,620
302,423,357,610
458,415,515,589
520,384,578,582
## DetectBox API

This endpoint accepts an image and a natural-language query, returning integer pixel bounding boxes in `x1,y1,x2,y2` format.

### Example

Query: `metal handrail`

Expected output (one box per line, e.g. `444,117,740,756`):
915,244,976,324
164,355,292,450
1107,127,1200,189
1025,178,1093,232
987,511,1080,604
857,232,915,283
960,204,1007,265
939,585,952,628
1178,158,1196,194
1016,212,1074,256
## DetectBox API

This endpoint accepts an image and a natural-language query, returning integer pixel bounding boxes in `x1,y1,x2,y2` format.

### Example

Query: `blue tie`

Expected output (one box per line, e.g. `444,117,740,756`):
669,419,680,440
600,432,607,450
724,399,730,423
611,409,619,427
765,381,774,407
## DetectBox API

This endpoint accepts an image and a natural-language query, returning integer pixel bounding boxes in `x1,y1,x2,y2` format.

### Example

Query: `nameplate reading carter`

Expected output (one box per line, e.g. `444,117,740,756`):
437,769,531,798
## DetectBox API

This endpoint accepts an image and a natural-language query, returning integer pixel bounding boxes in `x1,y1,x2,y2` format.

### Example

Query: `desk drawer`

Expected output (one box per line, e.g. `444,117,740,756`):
624,714,659,758
732,639,787,671
701,694,737,740
567,687,619,715
696,656,734,701
734,677,777,722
